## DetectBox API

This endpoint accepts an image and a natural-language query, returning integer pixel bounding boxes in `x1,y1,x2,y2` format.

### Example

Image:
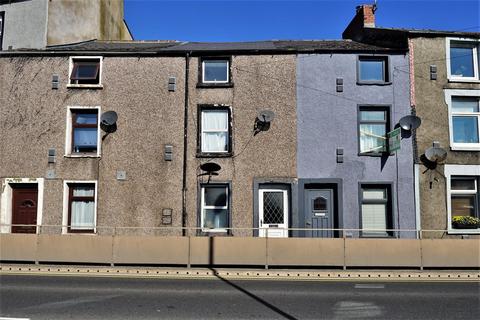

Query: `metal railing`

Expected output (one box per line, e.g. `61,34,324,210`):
0,223,471,238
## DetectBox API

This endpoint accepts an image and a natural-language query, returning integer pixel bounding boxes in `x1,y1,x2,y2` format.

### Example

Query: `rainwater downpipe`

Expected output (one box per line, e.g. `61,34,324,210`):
182,52,191,237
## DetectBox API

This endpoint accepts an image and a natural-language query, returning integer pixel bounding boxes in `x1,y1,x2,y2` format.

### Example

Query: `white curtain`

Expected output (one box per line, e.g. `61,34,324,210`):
360,124,386,153
202,111,228,152
71,187,95,229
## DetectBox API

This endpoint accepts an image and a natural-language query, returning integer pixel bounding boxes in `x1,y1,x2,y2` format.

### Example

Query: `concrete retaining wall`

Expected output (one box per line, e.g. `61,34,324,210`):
1,235,478,268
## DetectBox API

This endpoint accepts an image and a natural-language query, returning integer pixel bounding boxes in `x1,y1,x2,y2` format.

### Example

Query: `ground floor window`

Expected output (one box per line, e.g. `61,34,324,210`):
65,182,97,233
445,165,480,233
360,184,393,237
450,176,479,229
200,184,229,232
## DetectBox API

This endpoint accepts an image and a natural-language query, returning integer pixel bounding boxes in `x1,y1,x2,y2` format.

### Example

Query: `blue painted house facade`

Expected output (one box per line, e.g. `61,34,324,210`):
295,51,416,238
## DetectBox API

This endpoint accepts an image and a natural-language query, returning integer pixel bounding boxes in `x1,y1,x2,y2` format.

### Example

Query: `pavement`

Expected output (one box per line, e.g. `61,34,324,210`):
0,273,479,320
0,263,479,282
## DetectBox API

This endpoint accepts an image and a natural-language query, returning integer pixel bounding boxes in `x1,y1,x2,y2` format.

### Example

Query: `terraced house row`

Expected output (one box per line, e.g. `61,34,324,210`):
1,3,479,239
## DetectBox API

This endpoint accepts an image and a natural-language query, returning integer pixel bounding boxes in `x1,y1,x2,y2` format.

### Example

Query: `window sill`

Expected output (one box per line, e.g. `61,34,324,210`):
358,152,391,157
196,82,234,89
65,154,101,158
450,145,480,151
67,84,103,89
447,228,480,235
360,234,394,238
447,78,480,83
196,152,232,158
356,81,392,86
65,230,96,234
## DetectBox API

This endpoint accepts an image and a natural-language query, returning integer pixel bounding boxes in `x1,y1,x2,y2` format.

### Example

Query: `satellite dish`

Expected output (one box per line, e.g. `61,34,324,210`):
100,111,118,133
425,146,447,163
254,110,275,135
257,110,275,123
399,115,421,131
200,162,221,173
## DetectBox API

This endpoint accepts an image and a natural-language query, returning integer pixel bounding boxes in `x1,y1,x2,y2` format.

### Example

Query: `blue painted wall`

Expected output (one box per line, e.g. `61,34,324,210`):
297,53,416,238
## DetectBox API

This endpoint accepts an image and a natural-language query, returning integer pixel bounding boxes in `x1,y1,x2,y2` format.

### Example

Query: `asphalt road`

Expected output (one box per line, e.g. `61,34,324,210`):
0,274,479,320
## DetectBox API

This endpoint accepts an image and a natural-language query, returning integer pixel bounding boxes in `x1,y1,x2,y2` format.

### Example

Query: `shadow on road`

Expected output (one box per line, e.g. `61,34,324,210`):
208,236,298,320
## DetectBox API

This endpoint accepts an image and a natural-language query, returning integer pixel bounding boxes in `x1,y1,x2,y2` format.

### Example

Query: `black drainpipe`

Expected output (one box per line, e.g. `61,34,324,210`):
182,52,190,236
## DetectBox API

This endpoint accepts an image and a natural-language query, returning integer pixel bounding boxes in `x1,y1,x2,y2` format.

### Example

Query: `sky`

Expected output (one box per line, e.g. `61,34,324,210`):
124,0,480,42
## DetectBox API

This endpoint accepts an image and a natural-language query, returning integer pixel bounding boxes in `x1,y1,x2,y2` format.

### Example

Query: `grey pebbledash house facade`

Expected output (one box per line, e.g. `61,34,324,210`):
0,39,417,239
295,51,415,238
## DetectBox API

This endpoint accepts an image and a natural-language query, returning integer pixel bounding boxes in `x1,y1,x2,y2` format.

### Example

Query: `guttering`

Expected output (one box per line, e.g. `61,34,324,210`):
181,52,191,237
0,48,407,58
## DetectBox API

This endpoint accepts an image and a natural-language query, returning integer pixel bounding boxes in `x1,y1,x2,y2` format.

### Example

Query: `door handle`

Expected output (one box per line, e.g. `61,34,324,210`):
260,219,263,226
306,222,311,226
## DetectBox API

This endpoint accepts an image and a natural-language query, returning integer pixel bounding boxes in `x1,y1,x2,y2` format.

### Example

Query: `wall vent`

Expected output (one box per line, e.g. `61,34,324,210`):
168,77,176,92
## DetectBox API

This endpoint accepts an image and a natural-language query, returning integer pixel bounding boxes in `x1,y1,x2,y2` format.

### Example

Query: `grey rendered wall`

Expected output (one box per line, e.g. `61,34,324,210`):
0,0,48,49
0,55,185,235
184,55,297,236
297,53,415,237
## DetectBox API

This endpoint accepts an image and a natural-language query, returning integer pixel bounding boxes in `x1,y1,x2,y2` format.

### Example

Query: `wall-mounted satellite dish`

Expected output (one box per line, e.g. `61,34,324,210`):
100,111,118,133
199,162,221,182
399,115,422,131
421,142,447,189
425,146,447,163
254,110,275,135
200,162,221,175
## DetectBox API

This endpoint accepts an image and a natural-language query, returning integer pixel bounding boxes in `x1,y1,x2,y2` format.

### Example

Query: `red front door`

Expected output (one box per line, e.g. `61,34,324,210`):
12,184,38,233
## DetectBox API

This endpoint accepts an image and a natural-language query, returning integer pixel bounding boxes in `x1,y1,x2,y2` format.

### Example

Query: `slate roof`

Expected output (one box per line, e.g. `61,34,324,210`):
369,27,480,38
1,39,403,55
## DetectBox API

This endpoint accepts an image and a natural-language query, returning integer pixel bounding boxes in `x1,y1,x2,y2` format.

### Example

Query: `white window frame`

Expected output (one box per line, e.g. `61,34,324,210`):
444,89,480,151
202,59,229,84
200,184,229,233
201,109,230,154
0,178,44,234
67,56,103,88
445,165,480,234
62,180,98,234
65,106,101,157
446,38,480,82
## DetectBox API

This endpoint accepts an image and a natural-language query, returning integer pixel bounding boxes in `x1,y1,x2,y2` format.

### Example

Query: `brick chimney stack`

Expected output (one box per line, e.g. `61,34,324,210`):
358,4,376,28
342,3,377,41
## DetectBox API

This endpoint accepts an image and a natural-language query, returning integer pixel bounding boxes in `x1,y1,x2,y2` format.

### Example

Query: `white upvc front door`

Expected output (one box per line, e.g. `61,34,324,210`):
259,189,288,238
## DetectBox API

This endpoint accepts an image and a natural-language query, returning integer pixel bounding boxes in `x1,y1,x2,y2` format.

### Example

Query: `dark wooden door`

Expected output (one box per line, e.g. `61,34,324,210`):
12,184,38,233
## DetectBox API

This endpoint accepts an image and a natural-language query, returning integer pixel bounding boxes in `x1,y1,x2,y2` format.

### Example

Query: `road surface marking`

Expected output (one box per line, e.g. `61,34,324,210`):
354,284,386,289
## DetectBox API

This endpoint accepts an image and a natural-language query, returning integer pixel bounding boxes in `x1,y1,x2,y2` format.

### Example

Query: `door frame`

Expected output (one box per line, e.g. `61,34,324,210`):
259,188,289,237
253,179,296,237
0,178,44,234
298,179,343,238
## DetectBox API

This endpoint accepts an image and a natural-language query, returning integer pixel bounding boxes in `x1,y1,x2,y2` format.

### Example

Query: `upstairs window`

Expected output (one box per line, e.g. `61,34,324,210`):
66,107,100,157
203,59,229,83
447,38,479,81
199,106,231,156
358,106,389,155
198,57,232,87
68,56,102,86
452,97,479,144
358,56,390,84
445,90,480,151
